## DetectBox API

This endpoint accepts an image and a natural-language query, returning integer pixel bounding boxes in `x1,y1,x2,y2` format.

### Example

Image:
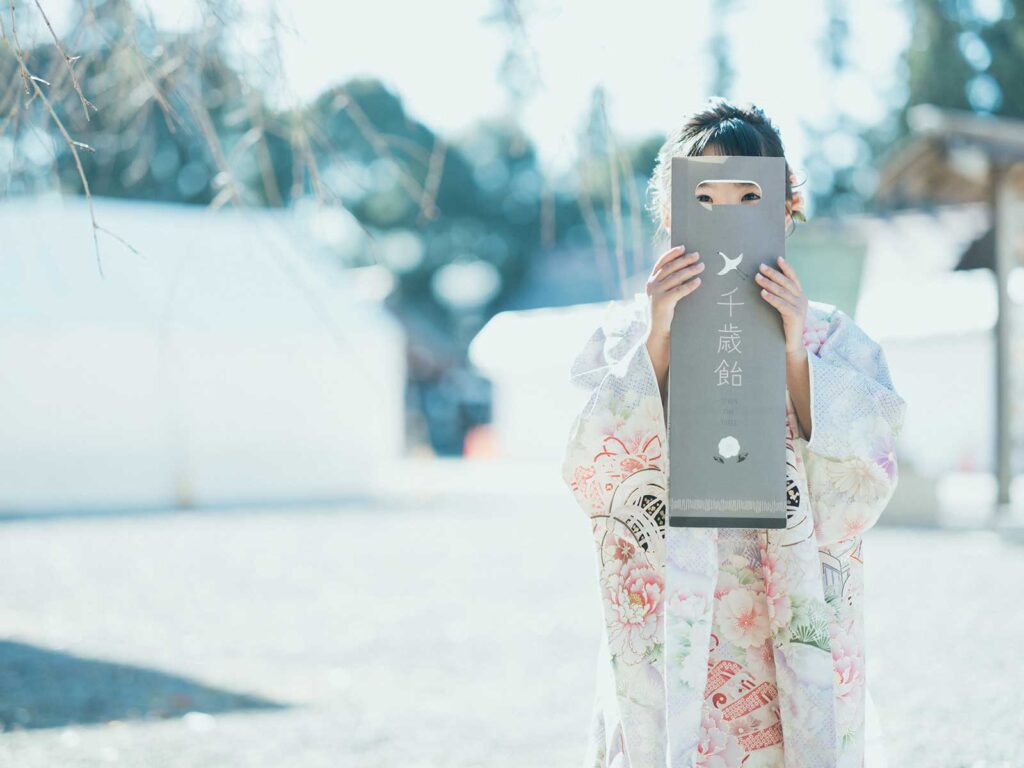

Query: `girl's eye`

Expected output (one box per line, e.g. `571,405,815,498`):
742,192,761,202
696,194,713,203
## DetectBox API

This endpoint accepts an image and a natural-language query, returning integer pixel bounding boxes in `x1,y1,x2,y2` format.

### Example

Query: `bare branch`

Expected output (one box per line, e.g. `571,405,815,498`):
8,0,108,274
596,95,627,296
32,0,95,120
417,136,445,224
575,148,615,299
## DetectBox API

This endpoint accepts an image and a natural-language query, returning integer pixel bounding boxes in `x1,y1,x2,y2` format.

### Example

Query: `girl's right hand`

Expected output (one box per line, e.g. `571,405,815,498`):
645,244,704,340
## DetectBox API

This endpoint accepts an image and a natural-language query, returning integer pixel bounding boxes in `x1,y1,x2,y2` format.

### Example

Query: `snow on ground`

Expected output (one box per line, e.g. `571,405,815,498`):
0,460,1020,767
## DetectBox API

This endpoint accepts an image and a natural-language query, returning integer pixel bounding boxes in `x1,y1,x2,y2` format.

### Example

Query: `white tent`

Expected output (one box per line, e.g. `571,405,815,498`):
469,300,608,464
0,196,405,513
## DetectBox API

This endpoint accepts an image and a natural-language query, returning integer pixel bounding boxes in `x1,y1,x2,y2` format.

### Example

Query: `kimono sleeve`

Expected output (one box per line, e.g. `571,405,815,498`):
559,297,669,768
560,296,667,528
798,307,908,546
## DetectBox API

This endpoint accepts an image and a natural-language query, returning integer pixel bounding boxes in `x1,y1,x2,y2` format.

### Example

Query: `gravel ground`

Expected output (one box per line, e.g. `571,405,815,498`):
0,486,1021,767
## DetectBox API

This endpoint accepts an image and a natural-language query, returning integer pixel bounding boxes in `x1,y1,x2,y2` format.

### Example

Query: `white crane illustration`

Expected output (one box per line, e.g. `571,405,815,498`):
717,251,744,275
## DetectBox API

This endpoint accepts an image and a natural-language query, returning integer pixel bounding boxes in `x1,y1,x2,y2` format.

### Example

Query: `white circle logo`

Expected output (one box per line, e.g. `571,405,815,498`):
718,435,741,459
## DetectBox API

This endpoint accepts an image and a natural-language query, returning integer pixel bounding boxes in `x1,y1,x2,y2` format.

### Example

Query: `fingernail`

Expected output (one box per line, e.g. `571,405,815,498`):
778,255,786,262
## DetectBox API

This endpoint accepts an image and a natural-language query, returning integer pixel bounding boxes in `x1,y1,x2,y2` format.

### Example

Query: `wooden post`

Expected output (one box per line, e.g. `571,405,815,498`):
992,163,1015,525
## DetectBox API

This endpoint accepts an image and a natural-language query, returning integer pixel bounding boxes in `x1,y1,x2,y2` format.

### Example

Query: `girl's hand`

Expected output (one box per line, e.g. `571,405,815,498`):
755,256,807,353
645,244,705,340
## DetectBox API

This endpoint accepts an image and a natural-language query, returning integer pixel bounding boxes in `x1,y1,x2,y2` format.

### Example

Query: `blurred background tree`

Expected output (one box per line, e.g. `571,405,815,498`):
4,0,1023,453
804,0,1024,216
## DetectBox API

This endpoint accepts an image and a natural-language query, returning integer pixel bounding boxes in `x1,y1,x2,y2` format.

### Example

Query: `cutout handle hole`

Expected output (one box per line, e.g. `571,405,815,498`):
694,179,762,210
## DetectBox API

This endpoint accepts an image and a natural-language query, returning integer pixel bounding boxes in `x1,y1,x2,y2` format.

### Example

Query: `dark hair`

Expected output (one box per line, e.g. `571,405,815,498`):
647,97,802,238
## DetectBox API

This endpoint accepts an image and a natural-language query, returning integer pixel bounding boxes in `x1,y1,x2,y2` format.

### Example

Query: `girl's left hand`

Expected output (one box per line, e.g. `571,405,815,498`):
755,256,807,353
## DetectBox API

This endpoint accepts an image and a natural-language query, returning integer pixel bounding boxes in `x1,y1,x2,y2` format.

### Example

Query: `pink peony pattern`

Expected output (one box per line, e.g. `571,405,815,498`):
760,547,793,628
602,556,664,664
667,587,710,624
717,588,771,649
713,569,742,600
696,706,746,768
830,621,865,741
825,457,890,501
802,315,830,354
743,636,777,683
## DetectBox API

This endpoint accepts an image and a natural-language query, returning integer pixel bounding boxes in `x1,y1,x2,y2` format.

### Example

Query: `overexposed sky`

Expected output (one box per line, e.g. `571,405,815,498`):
42,0,912,178
256,0,911,178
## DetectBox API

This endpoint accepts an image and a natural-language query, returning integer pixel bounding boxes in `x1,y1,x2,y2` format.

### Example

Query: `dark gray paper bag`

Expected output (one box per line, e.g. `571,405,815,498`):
667,155,787,529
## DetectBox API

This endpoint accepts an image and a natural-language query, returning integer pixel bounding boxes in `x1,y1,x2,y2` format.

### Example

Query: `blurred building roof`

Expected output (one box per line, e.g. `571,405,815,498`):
875,105,1024,207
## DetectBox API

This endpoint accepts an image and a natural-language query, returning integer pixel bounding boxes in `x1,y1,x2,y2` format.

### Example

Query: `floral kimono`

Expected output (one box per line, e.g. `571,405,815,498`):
561,292,907,768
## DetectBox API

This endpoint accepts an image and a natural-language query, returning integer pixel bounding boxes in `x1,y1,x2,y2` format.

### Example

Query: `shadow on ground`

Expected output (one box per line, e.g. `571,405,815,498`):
0,641,285,730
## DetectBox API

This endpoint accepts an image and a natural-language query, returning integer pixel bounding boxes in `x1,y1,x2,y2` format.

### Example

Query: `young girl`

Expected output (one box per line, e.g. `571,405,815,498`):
561,99,907,768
